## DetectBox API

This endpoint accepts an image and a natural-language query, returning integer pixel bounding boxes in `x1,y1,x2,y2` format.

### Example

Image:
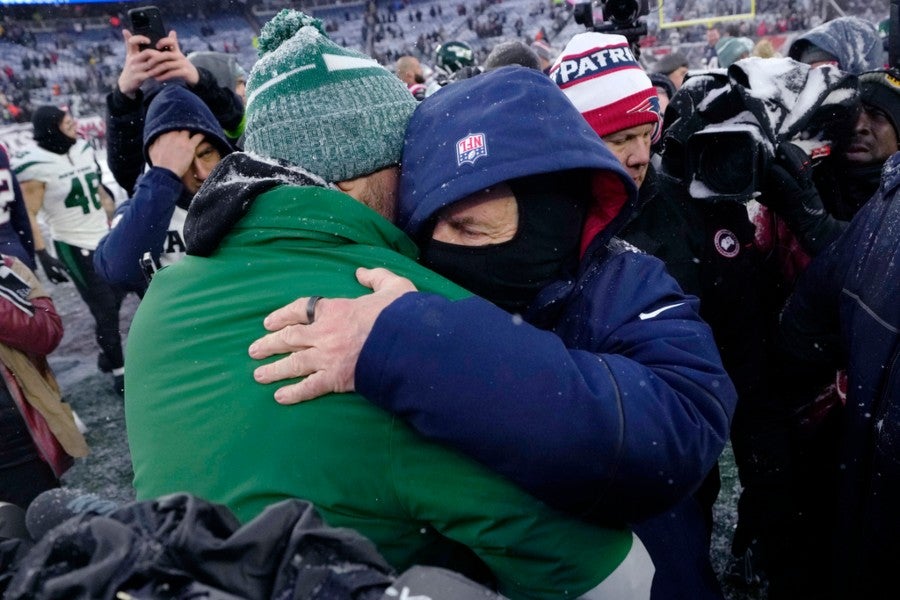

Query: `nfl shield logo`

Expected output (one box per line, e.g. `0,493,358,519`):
456,133,488,166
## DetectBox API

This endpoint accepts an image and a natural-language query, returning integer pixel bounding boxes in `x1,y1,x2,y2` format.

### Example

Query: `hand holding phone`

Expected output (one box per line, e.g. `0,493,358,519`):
128,5,167,51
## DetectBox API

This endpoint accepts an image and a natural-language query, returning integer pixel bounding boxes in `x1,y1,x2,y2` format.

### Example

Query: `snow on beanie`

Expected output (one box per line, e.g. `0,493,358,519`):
859,69,900,138
549,32,660,142
243,10,416,182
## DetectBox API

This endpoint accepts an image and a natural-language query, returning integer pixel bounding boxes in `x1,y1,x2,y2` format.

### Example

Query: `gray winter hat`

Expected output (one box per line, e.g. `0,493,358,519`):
788,16,884,74
187,51,246,90
483,41,541,71
653,51,689,75
243,10,416,182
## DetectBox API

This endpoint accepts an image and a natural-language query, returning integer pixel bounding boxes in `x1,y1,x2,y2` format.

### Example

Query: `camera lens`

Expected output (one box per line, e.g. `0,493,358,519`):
696,134,755,196
604,0,640,25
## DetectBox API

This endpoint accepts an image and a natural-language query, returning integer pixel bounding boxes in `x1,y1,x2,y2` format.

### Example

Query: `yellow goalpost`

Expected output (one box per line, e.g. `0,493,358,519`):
658,0,757,29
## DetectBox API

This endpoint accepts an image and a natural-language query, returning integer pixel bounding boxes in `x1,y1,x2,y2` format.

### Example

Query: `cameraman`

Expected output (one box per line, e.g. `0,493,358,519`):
763,68,900,255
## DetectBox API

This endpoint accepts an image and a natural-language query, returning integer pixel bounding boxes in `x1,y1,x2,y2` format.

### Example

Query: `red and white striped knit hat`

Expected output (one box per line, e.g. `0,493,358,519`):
550,32,661,142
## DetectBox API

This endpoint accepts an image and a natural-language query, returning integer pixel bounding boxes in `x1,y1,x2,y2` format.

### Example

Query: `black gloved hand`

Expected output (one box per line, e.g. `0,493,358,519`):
36,249,70,284
762,142,845,255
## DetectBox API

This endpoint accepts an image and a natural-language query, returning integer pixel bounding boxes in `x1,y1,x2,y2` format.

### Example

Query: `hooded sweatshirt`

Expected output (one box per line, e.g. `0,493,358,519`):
788,16,884,74
94,85,232,292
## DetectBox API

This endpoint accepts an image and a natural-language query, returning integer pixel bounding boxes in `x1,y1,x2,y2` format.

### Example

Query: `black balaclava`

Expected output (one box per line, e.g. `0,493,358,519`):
32,106,75,155
420,172,588,314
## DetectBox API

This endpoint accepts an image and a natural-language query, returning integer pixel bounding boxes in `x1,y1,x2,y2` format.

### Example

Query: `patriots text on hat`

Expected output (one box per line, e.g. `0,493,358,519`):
551,42,639,87
551,32,661,142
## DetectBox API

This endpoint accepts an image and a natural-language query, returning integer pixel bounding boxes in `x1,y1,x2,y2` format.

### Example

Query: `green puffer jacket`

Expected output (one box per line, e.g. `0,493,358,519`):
125,161,648,599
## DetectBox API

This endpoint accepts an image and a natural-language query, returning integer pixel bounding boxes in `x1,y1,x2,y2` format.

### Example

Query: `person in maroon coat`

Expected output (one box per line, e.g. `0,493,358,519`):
0,254,87,509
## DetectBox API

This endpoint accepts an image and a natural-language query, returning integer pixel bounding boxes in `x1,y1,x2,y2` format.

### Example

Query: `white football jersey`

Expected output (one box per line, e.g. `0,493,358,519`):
12,141,109,250
0,166,15,229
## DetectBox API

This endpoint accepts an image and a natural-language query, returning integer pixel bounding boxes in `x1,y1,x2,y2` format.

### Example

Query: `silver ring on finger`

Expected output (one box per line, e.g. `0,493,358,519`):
306,295,323,325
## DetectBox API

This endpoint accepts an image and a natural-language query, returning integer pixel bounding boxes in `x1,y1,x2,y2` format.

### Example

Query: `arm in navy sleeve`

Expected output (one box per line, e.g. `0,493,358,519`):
356,252,736,523
94,168,183,291
8,178,35,270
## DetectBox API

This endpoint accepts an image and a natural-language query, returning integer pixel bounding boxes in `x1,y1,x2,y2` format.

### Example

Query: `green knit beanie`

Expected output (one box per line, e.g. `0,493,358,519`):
244,10,417,182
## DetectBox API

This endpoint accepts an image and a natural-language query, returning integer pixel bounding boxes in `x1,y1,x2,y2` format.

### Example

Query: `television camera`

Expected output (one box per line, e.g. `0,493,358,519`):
573,0,649,50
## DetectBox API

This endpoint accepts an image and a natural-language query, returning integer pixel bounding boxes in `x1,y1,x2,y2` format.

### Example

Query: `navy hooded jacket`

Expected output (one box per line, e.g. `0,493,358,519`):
356,67,736,522
779,151,900,598
94,85,232,292
354,68,736,598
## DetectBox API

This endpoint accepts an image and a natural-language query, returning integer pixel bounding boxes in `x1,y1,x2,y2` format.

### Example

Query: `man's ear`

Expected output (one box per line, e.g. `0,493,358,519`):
335,178,364,201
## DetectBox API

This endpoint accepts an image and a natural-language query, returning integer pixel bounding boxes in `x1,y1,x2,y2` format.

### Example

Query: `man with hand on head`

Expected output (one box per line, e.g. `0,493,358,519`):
106,27,243,194
249,64,736,599
94,85,233,294
126,12,657,599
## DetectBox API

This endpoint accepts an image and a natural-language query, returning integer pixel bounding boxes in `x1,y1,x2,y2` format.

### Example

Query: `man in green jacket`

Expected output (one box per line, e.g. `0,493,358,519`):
125,10,653,599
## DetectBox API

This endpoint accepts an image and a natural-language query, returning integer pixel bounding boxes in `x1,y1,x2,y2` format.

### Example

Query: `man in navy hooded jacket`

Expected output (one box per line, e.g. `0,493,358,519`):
778,150,900,598
94,85,232,294
250,67,737,599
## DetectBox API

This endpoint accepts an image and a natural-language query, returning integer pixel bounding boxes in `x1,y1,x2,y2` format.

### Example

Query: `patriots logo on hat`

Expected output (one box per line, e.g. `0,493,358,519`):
627,95,661,119
457,133,488,166
628,95,662,140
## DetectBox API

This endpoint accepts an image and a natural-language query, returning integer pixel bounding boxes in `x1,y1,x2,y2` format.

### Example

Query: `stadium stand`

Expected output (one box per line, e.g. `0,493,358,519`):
0,0,891,129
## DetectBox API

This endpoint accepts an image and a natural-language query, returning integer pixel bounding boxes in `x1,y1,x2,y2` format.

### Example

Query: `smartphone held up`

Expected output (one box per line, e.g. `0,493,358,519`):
128,6,168,51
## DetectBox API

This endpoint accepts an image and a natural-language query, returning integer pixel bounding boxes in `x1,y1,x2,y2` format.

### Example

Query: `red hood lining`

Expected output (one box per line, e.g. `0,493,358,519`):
580,170,631,258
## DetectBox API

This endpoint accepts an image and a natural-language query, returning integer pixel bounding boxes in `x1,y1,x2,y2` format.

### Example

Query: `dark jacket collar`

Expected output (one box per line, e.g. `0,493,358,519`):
184,152,329,256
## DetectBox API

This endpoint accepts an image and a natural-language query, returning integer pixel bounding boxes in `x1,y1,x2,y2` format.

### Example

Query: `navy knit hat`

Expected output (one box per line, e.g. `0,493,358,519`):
243,10,416,182
143,85,233,164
